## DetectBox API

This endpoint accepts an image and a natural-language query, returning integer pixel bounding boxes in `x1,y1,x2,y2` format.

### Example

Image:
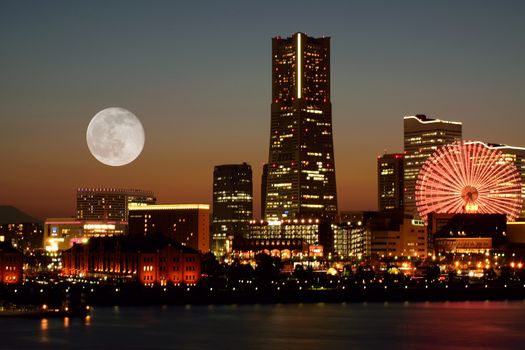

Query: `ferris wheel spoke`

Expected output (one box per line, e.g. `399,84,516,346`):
416,141,523,222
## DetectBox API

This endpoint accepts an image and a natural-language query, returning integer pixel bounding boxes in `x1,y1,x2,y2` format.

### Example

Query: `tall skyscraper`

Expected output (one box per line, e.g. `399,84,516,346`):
77,188,156,222
377,153,404,211
403,115,462,218
212,163,253,255
265,32,338,221
261,163,269,219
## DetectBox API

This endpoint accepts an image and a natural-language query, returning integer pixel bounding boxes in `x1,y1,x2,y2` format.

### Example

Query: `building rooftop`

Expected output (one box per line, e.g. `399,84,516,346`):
466,141,525,152
72,233,199,254
77,188,155,196
129,204,210,211
404,115,462,125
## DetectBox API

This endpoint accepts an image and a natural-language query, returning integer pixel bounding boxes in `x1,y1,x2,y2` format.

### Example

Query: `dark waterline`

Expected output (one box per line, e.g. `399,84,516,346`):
1,301,525,350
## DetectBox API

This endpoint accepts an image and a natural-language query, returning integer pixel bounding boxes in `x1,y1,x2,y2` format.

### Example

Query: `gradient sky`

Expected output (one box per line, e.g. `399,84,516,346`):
1,0,524,220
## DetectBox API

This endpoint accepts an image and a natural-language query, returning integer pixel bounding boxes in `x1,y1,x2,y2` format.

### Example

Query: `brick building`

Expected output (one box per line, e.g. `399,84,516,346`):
62,234,201,285
0,241,23,284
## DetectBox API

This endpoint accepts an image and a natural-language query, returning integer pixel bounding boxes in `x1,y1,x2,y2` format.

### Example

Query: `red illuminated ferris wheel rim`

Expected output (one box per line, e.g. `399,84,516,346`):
415,141,523,222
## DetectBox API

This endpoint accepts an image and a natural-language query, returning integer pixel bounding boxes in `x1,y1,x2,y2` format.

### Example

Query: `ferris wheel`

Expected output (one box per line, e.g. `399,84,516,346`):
415,141,523,222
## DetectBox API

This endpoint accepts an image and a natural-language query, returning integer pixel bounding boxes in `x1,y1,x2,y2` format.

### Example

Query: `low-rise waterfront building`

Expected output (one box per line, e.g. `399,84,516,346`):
128,204,210,253
332,222,371,258
428,213,507,254
246,219,332,255
0,205,43,252
232,238,310,259
0,241,23,284
369,212,427,258
62,234,201,286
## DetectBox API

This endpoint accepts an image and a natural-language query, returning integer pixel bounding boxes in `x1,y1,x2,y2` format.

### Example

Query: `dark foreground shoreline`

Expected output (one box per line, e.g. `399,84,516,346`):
3,282,525,309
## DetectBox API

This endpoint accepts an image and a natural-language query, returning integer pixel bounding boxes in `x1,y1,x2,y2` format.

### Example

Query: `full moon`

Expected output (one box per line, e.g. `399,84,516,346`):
86,107,145,166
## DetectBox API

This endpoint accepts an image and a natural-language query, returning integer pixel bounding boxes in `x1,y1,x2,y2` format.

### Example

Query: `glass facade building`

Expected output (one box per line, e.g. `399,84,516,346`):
212,163,253,256
261,163,269,220
377,153,404,211
403,115,462,218
332,223,371,259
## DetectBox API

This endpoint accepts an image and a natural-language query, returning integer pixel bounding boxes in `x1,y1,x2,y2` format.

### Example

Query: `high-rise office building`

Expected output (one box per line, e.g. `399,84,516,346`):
261,163,269,219
211,163,253,255
377,153,404,211
76,188,156,222
265,32,338,221
403,115,462,218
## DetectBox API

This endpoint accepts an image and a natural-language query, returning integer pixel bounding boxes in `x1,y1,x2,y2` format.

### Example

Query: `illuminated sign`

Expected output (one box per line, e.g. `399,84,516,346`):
84,224,116,230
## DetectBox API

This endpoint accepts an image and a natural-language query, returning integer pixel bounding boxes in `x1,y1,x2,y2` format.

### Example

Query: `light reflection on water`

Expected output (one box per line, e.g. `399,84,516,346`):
1,301,525,349
39,318,48,344
84,315,91,327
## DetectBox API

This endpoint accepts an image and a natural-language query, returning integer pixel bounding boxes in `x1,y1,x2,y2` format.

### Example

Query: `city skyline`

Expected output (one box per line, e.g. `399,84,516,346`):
1,1,525,220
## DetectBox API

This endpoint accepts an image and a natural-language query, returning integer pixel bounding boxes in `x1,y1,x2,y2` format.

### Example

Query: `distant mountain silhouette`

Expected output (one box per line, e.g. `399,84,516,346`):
0,205,42,225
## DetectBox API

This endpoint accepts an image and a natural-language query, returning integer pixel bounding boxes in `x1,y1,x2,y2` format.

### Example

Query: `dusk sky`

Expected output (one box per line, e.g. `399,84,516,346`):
1,0,524,220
